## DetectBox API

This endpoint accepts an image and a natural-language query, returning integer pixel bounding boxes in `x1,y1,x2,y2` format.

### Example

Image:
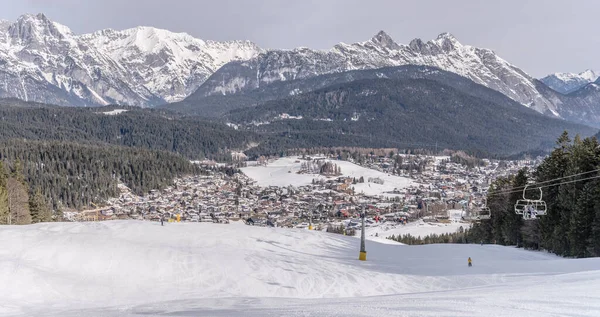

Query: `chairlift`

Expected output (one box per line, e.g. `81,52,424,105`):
471,198,491,221
514,185,547,220
476,207,491,220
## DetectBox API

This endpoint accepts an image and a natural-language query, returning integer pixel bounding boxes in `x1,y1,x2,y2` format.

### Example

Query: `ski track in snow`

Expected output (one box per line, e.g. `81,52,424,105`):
1,221,600,316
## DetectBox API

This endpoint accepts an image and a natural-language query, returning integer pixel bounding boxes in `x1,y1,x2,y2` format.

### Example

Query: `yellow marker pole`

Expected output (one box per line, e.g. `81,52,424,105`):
359,204,367,261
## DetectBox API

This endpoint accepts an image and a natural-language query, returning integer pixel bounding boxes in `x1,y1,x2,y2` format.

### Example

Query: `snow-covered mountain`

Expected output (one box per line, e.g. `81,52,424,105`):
540,70,599,94
554,77,600,126
0,13,262,107
192,31,560,116
1,14,597,124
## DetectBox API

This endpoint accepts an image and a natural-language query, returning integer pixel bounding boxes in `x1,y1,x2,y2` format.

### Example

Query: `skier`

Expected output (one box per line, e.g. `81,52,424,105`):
468,257,472,267
160,216,164,226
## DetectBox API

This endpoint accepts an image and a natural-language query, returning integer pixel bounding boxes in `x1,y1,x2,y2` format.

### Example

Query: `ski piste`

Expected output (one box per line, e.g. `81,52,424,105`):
2,220,600,316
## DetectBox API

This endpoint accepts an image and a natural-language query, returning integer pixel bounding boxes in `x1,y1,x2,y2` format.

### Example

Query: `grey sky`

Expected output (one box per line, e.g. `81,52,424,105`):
2,0,598,77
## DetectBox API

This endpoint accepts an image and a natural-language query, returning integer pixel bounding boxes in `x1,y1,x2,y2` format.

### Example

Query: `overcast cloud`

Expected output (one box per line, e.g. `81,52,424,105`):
2,0,598,77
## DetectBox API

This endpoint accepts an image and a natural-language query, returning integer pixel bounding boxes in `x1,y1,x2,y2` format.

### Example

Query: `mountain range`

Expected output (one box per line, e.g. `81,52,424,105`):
170,31,600,128
183,31,561,116
0,13,599,152
0,13,262,107
541,70,599,94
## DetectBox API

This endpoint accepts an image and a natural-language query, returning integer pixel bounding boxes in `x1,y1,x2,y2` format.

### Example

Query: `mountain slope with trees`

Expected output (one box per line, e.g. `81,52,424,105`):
0,100,257,160
226,78,596,156
164,65,540,118
0,140,201,212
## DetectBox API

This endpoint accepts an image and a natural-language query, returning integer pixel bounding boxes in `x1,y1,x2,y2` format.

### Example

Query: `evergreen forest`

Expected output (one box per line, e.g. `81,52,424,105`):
466,132,600,258
0,140,201,220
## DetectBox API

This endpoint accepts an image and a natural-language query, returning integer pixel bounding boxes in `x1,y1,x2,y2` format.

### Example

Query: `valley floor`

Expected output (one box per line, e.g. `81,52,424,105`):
1,221,599,316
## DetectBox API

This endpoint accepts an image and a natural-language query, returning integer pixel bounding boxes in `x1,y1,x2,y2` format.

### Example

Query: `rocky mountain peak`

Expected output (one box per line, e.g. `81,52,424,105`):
369,30,400,50
7,13,71,45
579,69,598,81
432,32,462,51
408,38,425,51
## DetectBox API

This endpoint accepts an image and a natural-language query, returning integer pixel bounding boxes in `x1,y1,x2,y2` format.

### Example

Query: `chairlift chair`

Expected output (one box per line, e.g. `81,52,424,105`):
476,206,491,220
472,196,491,220
514,185,547,220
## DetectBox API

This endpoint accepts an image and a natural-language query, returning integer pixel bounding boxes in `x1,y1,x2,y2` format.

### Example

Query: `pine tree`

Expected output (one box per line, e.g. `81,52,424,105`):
29,188,53,223
521,218,541,250
0,162,7,188
569,182,597,257
551,134,597,255
487,176,511,244
0,186,8,225
535,131,571,253
0,162,7,224
502,169,526,246
11,159,25,185
587,204,600,257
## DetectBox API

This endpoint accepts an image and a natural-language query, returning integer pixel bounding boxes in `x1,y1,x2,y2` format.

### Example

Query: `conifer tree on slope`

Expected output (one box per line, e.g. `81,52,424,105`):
0,162,7,224
29,188,53,223
0,186,8,225
535,131,572,255
588,203,600,257
569,182,598,257
487,177,511,244
6,160,31,225
566,136,600,257
502,169,526,246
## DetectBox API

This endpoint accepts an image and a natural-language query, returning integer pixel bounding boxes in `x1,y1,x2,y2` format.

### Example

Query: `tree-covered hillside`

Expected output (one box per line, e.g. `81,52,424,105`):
165,65,536,118
0,140,200,210
227,79,596,156
0,101,257,160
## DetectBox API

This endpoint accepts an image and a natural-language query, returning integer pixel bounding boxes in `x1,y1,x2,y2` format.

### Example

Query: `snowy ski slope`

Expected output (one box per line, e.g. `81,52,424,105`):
1,221,600,316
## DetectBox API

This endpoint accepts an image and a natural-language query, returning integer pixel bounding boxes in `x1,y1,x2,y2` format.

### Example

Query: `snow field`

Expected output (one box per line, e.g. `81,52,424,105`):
1,220,600,316
363,219,467,244
362,208,469,243
241,156,415,196
101,109,128,115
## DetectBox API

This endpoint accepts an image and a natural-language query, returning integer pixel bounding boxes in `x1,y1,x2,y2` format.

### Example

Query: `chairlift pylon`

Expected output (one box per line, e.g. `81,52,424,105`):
514,184,547,220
